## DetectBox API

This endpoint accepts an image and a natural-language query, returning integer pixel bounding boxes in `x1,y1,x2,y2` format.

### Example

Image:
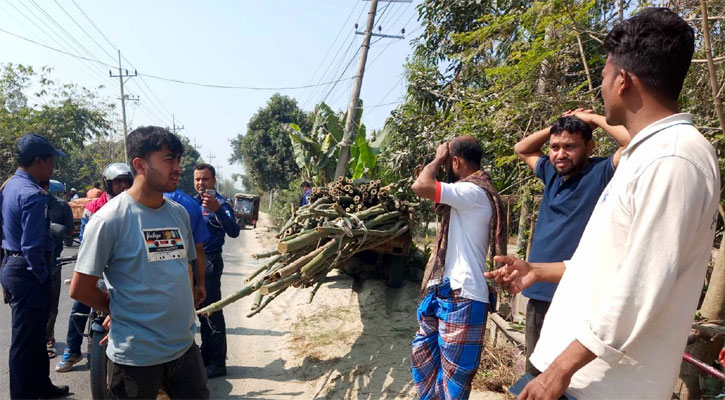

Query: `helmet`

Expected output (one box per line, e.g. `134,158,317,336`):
102,163,134,196
48,179,65,194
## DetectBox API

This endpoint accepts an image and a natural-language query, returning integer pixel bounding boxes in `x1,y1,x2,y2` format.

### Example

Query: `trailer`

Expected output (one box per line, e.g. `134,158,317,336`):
233,193,260,229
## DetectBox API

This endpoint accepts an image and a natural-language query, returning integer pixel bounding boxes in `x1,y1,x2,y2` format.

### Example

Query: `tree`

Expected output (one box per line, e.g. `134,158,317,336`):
229,93,311,191
0,63,115,180
178,135,202,196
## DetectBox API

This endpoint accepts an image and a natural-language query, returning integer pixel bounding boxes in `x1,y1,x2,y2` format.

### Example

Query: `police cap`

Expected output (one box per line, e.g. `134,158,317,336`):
17,134,67,159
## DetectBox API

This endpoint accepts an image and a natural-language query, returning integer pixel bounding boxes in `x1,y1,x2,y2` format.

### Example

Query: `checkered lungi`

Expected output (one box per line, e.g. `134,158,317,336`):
411,278,488,400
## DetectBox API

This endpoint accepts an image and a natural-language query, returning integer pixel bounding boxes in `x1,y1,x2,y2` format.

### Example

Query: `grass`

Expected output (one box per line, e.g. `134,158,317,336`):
472,335,524,393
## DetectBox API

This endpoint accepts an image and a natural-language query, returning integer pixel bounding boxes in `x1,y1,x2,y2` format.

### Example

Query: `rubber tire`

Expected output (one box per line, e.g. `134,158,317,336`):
89,330,111,400
63,237,73,247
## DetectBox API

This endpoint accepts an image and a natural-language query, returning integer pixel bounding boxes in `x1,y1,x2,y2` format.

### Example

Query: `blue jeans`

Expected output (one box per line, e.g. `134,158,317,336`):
64,300,91,354
199,250,226,367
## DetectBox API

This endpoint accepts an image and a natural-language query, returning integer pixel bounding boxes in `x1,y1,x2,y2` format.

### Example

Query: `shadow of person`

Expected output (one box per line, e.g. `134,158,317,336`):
309,277,419,399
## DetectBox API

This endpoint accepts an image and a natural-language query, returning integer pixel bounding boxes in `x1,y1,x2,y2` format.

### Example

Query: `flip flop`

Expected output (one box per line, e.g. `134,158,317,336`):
47,341,56,359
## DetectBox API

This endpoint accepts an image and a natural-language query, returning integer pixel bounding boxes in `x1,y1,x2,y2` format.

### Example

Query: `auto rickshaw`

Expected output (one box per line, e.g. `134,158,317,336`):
233,193,260,229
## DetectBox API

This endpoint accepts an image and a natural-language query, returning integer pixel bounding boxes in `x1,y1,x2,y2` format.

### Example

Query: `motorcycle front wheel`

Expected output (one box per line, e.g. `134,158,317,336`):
89,330,112,399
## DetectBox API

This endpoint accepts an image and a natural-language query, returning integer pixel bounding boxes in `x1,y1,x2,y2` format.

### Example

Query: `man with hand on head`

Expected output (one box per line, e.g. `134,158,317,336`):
487,8,719,399
410,136,507,400
513,111,629,375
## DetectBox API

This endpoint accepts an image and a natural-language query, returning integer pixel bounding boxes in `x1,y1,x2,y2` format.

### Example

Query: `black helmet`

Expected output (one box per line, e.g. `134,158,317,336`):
102,163,133,196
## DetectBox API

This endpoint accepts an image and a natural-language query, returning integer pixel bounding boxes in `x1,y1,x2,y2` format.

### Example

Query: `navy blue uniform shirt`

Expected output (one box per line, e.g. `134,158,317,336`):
1,169,52,282
195,191,240,253
523,155,615,302
164,188,210,245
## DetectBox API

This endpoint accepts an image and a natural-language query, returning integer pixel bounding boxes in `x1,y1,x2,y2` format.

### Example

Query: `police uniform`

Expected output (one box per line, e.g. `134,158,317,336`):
194,191,239,377
0,134,68,399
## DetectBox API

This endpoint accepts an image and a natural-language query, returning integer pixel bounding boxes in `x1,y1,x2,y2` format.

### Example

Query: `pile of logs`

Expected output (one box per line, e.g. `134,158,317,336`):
197,178,415,317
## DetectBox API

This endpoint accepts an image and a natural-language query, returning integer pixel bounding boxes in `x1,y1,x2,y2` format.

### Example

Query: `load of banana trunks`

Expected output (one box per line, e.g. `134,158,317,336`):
196,177,417,318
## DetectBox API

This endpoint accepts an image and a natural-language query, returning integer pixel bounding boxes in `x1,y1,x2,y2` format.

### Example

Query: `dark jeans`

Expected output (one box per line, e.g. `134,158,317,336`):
1,255,54,399
65,300,91,354
525,298,551,375
107,343,209,399
199,250,226,367
45,264,62,343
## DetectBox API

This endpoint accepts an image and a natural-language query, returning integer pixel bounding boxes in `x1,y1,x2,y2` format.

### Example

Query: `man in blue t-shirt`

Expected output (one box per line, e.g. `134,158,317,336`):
513,109,630,375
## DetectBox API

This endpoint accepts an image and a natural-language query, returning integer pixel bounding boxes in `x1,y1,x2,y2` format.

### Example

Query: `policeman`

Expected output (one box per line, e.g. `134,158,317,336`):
193,163,240,379
0,134,69,398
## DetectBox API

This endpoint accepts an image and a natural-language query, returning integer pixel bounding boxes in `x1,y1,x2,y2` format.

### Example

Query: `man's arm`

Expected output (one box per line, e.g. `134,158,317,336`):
21,193,51,272
565,109,630,167
203,194,241,238
411,142,449,201
513,127,549,170
485,256,566,294
519,340,596,400
69,272,110,313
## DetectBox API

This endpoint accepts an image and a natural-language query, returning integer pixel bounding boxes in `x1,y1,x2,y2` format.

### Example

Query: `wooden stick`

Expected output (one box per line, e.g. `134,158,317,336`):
244,255,281,283
250,290,263,310
246,287,288,318
252,249,280,259
260,272,301,295
273,240,334,280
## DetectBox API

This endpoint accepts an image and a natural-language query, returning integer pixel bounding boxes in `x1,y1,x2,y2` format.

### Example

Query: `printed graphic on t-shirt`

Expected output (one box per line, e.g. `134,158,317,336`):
142,227,186,262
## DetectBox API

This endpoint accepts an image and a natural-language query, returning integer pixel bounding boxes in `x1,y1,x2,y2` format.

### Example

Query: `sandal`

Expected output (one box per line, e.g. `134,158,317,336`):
47,340,56,359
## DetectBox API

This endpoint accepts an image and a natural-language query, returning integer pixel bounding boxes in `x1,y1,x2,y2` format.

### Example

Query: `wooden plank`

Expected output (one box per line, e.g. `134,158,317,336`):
490,312,525,349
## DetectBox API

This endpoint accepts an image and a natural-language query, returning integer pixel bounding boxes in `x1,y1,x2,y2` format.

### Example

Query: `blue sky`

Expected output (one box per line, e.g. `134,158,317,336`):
0,0,422,182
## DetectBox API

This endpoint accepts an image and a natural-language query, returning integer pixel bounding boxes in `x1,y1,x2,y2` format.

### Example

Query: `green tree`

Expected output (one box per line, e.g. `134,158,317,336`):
0,63,115,179
229,93,311,191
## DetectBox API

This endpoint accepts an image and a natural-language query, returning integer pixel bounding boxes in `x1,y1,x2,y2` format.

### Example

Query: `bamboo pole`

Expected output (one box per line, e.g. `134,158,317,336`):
197,283,255,316
260,273,301,295
244,255,281,283
246,287,288,318
278,230,323,253
252,249,280,259
272,240,334,280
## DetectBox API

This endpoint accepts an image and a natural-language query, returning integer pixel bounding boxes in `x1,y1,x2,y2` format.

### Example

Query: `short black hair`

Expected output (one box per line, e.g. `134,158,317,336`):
16,154,52,168
604,7,694,101
93,182,101,188
194,163,216,178
550,116,593,142
449,136,482,167
301,181,311,188
126,126,183,173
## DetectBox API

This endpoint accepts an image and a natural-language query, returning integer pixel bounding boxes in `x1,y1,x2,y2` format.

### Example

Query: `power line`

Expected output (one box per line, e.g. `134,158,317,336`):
298,1,362,103
320,45,360,105
52,0,116,64
70,0,118,50
0,27,358,91
302,32,356,108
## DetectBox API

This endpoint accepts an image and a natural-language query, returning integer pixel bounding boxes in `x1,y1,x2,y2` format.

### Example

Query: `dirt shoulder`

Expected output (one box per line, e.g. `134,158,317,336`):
214,212,508,399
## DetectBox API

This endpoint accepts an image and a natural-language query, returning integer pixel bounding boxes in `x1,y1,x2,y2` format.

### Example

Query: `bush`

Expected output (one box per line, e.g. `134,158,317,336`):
269,177,305,226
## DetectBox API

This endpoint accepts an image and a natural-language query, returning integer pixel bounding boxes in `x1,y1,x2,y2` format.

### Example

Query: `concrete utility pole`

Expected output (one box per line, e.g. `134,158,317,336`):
333,0,409,179
109,50,137,165
170,113,185,134
333,0,378,179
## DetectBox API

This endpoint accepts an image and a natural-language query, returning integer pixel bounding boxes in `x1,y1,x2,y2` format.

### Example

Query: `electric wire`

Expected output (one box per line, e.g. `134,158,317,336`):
52,0,116,64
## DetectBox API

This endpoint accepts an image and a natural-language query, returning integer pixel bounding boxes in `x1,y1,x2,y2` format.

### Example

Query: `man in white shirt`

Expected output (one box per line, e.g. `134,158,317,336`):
411,136,506,400
486,8,720,399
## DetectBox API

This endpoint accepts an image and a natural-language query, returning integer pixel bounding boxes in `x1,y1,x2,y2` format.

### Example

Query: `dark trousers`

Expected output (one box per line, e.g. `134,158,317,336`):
525,298,551,375
107,343,209,399
199,250,226,367
65,300,91,354
45,264,61,343
1,256,54,399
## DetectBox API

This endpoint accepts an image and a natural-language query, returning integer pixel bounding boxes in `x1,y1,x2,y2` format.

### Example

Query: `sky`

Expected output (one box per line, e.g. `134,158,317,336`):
0,0,423,184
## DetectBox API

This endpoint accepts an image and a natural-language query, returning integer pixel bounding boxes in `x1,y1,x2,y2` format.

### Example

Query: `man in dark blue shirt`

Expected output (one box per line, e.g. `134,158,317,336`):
193,163,240,379
0,134,69,398
300,181,311,206
513,110,630,375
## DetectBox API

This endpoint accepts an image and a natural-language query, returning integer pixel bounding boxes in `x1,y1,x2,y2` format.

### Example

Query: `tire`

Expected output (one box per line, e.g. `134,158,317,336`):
63,237,73,247
89,330,111,400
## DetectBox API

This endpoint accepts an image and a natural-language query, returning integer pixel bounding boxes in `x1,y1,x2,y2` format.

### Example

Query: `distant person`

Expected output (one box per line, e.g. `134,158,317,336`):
410,136,506,400
43,179,74,359
164,188,211,307
69,188,79,201
300,181,311,206
70,127,208,398
487,8,720,399
56,163,133,372
86,182,102,199
1,133,69,398
193,163,240,378
513,111,629,375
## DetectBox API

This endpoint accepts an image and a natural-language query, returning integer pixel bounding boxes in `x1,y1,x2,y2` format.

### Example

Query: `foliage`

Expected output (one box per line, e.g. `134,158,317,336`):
269,177,305,226
285,101,379,186
229,94,312,191
0,63,116,181
178,135,203,196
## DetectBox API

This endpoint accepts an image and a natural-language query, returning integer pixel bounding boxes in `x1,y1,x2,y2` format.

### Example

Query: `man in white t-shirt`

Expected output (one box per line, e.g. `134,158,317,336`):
410,136,506,400
486,8,719,399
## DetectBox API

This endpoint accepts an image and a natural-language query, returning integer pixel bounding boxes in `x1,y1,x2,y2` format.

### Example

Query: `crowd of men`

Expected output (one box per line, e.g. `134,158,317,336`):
0,7,721,400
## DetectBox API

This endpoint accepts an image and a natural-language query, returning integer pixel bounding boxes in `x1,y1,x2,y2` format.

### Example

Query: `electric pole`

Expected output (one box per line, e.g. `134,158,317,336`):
170,113,185,134
110,50,137,165
333,0,409,179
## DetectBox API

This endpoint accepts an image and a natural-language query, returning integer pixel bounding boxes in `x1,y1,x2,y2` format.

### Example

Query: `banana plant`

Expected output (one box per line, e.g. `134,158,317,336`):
285,101,378,185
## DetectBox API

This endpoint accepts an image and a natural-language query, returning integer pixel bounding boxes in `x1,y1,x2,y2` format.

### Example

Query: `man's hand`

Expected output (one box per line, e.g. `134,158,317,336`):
194,285,206,307
99,315,111,346
435,142,450,162
484,255,537,294
563,108,597,131
518,369,571,400
202,193,221,212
